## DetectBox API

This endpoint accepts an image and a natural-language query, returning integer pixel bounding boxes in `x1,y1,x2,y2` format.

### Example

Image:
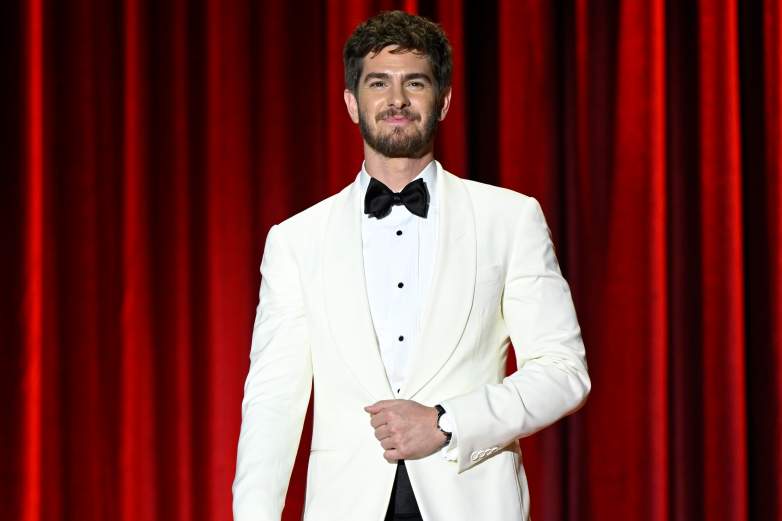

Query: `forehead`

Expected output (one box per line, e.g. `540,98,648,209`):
361,46,433,77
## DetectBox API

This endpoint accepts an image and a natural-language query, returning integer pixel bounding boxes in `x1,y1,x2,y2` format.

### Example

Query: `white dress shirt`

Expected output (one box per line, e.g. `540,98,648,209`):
358,160,457,458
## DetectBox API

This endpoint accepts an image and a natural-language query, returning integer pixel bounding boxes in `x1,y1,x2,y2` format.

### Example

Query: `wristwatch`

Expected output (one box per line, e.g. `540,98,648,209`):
434,404,453,447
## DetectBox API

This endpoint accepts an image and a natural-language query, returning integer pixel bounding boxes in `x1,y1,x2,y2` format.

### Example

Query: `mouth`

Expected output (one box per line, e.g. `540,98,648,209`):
377,109,419,126
382,115,412,126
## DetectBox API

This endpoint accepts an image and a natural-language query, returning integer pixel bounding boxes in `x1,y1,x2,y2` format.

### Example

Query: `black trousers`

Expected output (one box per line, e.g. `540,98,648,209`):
385,461,423,521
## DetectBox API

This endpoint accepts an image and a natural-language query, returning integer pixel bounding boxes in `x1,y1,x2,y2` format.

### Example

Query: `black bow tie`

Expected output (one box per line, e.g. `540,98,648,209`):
364,177,430,219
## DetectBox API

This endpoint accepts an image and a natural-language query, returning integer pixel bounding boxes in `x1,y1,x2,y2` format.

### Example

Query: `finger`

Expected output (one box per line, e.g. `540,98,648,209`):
364,400,396,414
381,437,396,450
374,425,391,441
384,449,401,462
370,412,387,429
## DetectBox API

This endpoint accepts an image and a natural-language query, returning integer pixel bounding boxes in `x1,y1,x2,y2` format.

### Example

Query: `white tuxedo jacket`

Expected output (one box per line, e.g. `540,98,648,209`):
232,162,591,521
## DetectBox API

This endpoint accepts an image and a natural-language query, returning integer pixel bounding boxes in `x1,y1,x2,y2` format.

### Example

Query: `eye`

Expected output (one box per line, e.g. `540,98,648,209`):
407,80,425,89
369,80,387,88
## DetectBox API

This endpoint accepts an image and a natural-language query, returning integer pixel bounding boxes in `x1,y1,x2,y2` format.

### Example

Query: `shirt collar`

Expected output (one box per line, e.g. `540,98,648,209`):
358,159,438,208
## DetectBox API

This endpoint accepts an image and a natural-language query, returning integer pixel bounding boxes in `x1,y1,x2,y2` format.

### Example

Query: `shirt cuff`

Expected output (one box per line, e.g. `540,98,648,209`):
438,411,459,461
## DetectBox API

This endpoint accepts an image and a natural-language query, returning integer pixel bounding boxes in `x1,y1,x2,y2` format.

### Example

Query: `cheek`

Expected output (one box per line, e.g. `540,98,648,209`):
359,100,382,121
413,97,437,117
362,108,379,127
358,91,381,108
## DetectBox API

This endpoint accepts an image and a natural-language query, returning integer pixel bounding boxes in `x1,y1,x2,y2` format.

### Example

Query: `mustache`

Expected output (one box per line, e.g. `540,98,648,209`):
376,108,421,122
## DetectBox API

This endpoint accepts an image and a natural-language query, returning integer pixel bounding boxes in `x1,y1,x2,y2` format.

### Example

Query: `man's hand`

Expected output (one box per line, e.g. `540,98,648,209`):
364,400,447,462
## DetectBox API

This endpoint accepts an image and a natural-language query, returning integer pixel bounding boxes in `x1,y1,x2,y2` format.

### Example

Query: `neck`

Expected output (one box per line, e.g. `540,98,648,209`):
363,144,435,192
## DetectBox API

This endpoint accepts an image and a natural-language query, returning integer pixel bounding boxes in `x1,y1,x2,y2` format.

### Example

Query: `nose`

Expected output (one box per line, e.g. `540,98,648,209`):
387,81,409,108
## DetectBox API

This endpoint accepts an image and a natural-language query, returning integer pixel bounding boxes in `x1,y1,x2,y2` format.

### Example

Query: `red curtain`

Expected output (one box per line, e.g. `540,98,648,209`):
3,0,780,520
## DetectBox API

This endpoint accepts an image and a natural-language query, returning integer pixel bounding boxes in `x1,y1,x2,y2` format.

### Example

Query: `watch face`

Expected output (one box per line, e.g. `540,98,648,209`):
434,404,452,439
438,411,453,434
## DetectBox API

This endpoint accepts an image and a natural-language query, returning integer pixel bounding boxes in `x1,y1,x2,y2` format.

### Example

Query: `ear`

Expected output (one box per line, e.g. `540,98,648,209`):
437,86,452,121
344,89,360,124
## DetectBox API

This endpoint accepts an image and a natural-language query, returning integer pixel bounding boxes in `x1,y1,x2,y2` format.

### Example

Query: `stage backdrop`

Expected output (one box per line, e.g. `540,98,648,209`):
3,0,780,520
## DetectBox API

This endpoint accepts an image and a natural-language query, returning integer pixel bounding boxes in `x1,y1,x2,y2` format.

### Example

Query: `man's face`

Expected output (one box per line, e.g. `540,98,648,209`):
344,46,451,158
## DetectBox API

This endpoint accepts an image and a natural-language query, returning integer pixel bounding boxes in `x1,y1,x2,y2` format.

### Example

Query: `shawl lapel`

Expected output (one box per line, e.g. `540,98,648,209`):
322,181,395,401
401,166,476,399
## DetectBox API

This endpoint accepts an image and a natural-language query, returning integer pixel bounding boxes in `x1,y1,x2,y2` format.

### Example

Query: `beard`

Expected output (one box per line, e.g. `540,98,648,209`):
358,104,439,158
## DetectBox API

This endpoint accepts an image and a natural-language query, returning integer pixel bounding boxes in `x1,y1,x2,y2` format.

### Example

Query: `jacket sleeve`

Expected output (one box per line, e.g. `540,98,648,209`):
440,196,591,474
232,224,313,520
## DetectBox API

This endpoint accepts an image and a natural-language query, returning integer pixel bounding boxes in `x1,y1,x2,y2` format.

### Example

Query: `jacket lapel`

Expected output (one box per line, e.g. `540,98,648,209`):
322,181,395,402
402,166,476,399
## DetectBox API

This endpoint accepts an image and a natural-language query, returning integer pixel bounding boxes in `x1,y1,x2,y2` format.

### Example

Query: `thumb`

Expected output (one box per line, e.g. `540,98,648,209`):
364,400,393,414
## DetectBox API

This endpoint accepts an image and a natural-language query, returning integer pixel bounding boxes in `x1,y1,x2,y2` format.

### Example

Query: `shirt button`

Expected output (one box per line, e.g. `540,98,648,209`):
397,282,404,288
396,230,403,236
398,335,404,342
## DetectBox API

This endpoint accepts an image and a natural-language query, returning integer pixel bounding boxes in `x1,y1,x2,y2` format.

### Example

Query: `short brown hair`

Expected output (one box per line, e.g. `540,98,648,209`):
343,11,453,96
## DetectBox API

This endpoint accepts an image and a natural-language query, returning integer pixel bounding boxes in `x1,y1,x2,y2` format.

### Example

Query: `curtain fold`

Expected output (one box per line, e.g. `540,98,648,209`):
697,2,747,520
4,1,779,520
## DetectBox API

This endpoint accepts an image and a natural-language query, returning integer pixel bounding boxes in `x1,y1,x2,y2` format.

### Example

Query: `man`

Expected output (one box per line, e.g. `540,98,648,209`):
232,10,590,521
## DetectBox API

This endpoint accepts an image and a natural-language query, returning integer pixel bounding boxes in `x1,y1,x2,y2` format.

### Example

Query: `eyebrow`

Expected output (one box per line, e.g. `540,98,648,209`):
363,72,434,84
